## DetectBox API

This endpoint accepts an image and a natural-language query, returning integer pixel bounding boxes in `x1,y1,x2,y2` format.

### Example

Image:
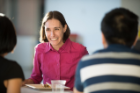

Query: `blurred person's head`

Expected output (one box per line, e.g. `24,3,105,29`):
39,11,70,49
0,13,17,56
101,8,138,48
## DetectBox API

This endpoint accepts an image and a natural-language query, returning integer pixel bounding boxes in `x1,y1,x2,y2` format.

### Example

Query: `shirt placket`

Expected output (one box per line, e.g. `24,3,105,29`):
56,52,60,80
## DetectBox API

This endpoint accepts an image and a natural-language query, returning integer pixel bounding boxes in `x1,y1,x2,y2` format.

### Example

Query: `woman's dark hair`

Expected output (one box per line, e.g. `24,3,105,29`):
39,11,70,43
0,13,17,55
101,8,138,47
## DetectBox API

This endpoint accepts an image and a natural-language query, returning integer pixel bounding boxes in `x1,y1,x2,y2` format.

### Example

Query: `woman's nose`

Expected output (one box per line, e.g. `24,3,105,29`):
51,31,54,36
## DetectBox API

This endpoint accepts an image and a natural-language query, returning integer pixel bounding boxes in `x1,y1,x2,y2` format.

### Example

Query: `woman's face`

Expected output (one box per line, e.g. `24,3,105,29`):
44,18,67,50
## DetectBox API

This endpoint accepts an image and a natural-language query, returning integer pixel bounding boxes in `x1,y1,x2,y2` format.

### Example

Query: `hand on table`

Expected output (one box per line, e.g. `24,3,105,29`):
22,79,34,86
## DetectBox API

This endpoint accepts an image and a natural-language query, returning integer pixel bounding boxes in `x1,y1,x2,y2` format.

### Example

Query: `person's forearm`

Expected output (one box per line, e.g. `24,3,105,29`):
22,79,34,86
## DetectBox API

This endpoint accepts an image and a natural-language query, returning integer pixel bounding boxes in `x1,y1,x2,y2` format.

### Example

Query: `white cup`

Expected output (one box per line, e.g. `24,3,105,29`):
51,80,66,93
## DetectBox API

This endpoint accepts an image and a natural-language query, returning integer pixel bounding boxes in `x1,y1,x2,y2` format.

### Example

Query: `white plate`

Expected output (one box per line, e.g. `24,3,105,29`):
25,84,70,90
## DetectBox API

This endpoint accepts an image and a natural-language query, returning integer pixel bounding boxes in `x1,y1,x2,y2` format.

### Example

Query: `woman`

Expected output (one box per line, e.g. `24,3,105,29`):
23,11,88,90
0,13,25,93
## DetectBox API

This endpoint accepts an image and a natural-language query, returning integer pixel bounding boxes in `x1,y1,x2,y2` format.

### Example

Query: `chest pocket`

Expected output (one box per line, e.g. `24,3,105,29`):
65,53,81,64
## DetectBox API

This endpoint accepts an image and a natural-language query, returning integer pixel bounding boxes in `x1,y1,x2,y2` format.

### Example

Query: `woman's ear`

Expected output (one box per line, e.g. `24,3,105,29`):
102,32,108,48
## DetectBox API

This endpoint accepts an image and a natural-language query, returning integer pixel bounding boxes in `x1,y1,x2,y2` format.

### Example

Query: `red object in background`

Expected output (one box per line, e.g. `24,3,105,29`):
69,34,78,42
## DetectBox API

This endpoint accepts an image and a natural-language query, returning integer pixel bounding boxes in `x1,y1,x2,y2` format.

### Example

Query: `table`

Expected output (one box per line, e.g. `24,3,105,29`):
21,86,73,93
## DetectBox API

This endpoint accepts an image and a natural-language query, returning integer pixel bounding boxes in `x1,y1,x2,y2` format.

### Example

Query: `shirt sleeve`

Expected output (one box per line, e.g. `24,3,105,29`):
74,60,83,92
82,47,89,56
29,46,43,83
6,62,25,81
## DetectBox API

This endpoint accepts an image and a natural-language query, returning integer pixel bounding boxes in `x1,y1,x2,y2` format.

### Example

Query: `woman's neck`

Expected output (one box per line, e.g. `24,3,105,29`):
52,43,64,51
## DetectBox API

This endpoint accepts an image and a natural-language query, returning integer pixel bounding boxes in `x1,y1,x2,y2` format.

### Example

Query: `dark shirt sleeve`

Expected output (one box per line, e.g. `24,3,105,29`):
74,60,83,92
6,62,25,81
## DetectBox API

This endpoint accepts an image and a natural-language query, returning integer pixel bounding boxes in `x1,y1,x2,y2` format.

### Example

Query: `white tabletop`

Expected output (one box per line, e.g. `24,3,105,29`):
21,86,73,93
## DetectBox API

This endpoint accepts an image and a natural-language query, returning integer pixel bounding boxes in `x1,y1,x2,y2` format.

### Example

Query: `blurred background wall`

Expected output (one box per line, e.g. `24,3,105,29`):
0,0,140,79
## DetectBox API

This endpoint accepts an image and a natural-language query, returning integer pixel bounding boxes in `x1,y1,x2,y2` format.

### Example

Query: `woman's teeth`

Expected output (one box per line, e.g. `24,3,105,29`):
51,38,57,40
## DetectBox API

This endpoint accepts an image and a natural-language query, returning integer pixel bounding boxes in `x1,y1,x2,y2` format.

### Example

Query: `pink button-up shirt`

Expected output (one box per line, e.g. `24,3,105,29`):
30,38,88,90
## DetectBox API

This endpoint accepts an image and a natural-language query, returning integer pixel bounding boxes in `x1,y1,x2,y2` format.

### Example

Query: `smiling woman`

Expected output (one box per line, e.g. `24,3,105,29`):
44,19,67,51
23,11,88,90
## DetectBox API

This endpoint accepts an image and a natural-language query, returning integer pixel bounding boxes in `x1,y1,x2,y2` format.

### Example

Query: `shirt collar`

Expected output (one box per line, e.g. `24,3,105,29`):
107,44,131,49
44,42,53,53
44,38,71,53
59,38,71,53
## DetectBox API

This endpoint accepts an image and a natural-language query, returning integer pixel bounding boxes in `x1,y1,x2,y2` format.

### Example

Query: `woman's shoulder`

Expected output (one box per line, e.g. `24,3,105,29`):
34,42,49,51
5,59,21,68
70,41,86,51
1,58,22,71
0,57,17,65
1,59,24,80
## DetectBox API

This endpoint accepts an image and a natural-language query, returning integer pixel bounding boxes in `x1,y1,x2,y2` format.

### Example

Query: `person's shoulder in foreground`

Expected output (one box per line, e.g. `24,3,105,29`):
74,7,140,93
75,46,140,93
0,56,25,93
1,56,25,83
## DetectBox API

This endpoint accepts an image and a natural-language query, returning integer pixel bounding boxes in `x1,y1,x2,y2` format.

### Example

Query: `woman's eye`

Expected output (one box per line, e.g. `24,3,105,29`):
55,28,59,30
46,29,50,31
